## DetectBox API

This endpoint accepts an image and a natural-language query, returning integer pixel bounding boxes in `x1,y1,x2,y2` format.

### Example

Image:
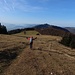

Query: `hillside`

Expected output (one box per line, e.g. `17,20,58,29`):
0,32,75,75
34,24,69,32
0,34,28,74
35,26,70,37
33,24,70,37
8,24,70,37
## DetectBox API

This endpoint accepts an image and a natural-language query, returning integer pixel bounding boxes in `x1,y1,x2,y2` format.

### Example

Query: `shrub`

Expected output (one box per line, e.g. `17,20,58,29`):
60,33,75,49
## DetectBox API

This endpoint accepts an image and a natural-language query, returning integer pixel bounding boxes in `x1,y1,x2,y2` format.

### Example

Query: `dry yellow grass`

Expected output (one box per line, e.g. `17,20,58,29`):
0,32,75,75
14,30,40,36
0,34,28,74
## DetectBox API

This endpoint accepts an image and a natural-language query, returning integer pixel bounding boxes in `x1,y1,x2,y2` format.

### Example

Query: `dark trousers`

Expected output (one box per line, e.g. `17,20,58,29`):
30,42,33,49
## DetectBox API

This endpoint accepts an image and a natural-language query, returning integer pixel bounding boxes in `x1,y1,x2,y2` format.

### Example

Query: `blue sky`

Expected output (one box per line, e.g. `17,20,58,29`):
0,0,75,27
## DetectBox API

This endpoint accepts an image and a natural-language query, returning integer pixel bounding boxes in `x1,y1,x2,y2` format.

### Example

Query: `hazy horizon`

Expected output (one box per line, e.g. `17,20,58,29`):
0,0,75,27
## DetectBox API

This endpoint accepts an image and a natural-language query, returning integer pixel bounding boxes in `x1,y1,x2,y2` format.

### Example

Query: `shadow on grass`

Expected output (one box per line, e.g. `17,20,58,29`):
0,51,17,62
0,50,18,74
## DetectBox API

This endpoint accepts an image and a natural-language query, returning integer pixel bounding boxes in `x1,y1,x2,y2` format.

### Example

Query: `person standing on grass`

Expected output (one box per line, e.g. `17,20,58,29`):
26,36,37,49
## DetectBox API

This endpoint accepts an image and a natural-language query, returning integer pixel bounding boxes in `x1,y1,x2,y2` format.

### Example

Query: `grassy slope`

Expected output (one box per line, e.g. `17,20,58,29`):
1,30,75,75
14,30,40,36
0,34,28,74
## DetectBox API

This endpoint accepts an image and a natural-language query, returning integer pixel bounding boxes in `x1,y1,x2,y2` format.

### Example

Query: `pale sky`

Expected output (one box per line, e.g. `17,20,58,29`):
0,0,75,27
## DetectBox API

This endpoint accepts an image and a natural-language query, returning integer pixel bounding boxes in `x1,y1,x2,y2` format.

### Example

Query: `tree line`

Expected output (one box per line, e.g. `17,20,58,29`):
0,23,8,34
60,33,75,49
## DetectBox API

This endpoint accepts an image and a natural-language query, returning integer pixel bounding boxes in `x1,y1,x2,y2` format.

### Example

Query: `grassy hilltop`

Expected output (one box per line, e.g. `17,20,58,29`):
0,30,75,75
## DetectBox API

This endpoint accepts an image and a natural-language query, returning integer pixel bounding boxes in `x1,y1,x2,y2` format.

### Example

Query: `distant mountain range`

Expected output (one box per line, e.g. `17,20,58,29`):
3,23,37,31
65,27,75,34
8,23,71,37
3,23,75,35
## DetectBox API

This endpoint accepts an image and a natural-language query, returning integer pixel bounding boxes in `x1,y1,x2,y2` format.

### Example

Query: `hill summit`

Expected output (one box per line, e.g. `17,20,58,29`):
34,23,50,29
34,24,70,37
34,23,69,32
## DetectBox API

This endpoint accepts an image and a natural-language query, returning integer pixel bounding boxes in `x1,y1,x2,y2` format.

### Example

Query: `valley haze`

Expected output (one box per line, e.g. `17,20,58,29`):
3,23,75,34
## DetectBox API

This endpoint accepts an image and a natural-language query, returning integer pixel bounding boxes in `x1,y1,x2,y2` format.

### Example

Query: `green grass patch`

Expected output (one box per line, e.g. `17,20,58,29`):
14,30,40,36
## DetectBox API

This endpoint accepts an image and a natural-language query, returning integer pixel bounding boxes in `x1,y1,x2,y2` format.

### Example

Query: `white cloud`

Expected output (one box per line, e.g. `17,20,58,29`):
14,0,44,12
0,0,44,12
0,0,14,12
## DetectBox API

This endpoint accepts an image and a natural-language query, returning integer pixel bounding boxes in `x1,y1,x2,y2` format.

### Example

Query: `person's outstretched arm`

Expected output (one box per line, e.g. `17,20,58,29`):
33,37,37,40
